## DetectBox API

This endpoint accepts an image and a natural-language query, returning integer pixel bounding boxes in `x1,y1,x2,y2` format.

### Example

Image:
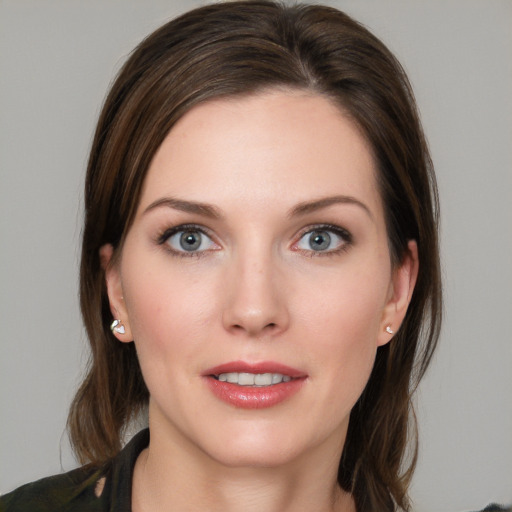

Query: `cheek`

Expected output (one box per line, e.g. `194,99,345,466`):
120,263,222,406
303,264,389,340
298,263,390,387
310,295,379,383
121,258,219,359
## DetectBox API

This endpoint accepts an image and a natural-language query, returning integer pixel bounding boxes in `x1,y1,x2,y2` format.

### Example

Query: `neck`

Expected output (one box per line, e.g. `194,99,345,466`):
132,420,355,512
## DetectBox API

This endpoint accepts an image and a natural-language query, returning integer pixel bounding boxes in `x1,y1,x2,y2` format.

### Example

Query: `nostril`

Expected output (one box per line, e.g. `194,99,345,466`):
230,322,277,334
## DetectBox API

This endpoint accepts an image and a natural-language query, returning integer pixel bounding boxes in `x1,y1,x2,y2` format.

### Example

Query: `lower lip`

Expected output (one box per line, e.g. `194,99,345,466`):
205,377,306,409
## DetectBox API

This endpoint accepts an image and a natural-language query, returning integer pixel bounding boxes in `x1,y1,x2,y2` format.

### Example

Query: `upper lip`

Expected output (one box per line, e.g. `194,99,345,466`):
203,360,307,378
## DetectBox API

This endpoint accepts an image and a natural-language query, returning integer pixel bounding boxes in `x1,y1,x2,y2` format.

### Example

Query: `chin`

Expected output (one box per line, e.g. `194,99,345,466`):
197,420,326,470
208,442,303,469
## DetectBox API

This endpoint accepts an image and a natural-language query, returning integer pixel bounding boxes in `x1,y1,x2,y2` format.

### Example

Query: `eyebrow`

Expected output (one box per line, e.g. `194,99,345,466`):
143,197,223,219
143,194,373,221
288,195,373,220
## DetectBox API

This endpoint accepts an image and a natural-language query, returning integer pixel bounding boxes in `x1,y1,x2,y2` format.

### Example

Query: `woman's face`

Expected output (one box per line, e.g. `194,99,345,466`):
105,90,417,468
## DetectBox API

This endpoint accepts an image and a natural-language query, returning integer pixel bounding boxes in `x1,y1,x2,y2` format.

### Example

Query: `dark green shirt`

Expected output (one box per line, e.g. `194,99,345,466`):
1,429,509,512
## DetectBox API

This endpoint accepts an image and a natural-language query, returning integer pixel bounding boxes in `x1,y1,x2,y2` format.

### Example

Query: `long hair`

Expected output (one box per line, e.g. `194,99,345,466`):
68,3,442,511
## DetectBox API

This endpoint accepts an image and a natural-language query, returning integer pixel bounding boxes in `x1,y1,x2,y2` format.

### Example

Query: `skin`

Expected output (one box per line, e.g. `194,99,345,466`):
102,90,418,512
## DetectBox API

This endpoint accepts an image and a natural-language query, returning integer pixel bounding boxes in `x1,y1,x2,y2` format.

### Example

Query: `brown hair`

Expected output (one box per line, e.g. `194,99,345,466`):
68,2,441,511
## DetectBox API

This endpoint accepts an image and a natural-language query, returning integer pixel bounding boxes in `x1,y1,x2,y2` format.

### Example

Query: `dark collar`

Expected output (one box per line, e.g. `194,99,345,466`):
101,428,150,512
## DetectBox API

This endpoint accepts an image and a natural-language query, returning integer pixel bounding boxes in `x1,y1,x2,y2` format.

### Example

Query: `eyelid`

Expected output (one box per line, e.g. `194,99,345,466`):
157,223,220,255
291,223,353,254
156,222,351,257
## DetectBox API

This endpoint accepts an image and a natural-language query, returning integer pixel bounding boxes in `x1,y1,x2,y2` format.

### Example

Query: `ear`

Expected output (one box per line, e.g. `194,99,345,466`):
99,244,133,342
377,240,419,347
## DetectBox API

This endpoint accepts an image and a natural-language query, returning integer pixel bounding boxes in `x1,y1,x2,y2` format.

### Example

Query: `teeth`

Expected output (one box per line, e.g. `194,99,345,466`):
238,372,255,385
254,373,271,386
217,372,292,386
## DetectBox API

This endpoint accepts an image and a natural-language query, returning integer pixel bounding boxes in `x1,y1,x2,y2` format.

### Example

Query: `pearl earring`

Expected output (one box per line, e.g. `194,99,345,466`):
385,325,394,335
110,319,126,335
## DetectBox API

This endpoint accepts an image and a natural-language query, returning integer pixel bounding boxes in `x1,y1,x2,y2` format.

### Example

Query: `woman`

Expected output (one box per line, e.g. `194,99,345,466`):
1,1,488,511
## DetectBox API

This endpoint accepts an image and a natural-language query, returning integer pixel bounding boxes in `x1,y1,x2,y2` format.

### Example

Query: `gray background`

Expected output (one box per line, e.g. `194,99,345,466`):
1,1,511,510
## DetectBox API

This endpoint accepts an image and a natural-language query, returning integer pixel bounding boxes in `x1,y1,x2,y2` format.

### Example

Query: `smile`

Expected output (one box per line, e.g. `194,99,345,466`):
214,372,292,386
204,361,306,409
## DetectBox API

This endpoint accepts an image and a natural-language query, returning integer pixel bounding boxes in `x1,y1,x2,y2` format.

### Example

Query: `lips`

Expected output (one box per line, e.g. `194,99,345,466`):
205,360,305,378
203,360,307,409
217,372,291,386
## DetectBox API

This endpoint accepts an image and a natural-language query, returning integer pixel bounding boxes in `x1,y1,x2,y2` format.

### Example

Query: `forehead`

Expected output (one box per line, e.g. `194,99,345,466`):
139,90,382,218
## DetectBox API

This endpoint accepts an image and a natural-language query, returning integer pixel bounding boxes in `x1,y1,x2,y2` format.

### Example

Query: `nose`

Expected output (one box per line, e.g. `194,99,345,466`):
221,250,289,338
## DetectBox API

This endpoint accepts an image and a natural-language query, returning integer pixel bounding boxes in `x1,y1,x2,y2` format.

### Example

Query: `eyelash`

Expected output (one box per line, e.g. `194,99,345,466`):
156,223,353,258
156,224,218,258
293,224,353,258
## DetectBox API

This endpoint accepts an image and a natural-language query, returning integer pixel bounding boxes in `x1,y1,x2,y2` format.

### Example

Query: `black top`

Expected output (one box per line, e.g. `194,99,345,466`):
0,429,509,512
0,429,149,512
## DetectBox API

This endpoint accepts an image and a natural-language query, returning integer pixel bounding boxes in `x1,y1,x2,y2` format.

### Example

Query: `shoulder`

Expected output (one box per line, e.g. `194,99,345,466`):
471,506,511,512
0,465,106,512
0,429,149,512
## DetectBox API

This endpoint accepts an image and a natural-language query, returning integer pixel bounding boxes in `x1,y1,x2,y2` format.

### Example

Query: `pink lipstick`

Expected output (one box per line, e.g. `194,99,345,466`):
203,361,307,409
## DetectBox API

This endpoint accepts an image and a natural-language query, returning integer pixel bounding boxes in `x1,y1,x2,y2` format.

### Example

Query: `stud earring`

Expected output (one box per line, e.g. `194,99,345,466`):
110,319,126,335
385,325,394,335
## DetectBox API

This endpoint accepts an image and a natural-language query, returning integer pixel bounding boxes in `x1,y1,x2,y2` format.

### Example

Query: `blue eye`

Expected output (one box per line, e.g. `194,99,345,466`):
162,227,217,254
296,227,350,253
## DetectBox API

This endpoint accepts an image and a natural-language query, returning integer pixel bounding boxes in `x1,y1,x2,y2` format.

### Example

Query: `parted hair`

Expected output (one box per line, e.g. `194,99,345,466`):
68,2,442,511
